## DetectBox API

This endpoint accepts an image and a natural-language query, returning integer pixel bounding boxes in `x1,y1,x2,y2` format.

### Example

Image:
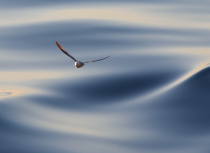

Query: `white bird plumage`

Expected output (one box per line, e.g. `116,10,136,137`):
55,41,110,68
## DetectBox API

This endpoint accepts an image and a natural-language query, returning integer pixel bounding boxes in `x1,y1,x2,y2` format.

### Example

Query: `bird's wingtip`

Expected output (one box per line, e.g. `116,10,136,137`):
55,41,60,47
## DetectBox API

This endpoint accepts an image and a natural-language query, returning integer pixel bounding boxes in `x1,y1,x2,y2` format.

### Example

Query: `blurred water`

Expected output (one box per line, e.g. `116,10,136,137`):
0,0,210,153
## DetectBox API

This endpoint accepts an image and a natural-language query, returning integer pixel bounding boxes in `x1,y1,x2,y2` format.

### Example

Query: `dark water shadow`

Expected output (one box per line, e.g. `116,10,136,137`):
1,21,209,52
133,66,210,137
27,69,182,111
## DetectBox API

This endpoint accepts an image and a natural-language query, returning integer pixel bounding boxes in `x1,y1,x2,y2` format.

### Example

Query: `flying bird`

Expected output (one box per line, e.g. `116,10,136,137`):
55,41,110,68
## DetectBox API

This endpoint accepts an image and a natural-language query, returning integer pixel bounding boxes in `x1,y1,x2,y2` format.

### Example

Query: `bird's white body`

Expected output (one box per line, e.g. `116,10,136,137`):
75,61,84,68
55,41,110,68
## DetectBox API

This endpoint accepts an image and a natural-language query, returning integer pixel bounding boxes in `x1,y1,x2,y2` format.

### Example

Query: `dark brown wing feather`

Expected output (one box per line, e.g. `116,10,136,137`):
55,41,77,62
83,56,110,63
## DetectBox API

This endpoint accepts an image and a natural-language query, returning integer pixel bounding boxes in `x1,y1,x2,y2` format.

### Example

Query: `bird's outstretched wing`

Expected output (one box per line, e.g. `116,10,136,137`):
55,41,77,62
83,56,110,63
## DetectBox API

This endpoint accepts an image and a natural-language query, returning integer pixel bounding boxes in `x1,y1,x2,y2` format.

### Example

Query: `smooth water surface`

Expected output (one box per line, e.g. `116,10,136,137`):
0,0,210,153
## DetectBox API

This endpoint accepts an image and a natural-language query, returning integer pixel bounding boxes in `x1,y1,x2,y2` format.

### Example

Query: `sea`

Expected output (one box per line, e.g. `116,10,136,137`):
0,0,210,153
